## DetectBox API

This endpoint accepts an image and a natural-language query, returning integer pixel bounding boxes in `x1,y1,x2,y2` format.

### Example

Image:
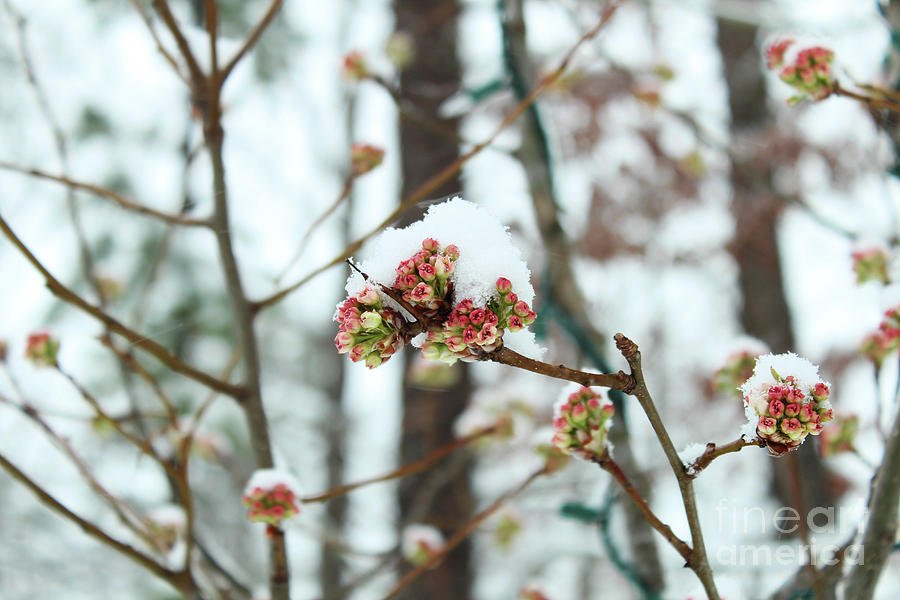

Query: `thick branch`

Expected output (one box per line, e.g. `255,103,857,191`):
845,401,900,599
488,346,635,392
615,334,719,599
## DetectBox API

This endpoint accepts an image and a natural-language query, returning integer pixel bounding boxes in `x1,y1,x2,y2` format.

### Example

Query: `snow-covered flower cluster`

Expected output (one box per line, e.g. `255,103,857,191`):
25,332,59,367
241,470,303,532
422,277,536,365
852,247,890,285
766,39,834,103
401,523,444,566
740,353,833,454
551,387,615,460
335,199,541,368
334,284,408,368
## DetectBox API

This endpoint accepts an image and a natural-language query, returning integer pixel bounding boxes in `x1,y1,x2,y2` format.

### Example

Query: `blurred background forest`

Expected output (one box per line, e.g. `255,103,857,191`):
1,0,899,599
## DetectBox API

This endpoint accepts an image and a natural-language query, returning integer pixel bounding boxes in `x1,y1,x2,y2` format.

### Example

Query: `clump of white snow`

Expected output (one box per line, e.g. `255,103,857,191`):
243,468,303,497
739,352,823,397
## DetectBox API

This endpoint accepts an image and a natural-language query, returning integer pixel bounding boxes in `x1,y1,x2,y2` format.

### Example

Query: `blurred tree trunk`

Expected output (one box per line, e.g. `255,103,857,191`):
502,0,664,594
394,1,474,598
717,12,835,515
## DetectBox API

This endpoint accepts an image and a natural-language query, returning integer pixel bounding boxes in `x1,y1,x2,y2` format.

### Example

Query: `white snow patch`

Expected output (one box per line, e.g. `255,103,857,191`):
739,352,824,397
243,468,303,497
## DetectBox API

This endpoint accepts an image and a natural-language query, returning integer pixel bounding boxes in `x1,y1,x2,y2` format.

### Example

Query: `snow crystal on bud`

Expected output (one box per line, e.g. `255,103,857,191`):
401,523,444,566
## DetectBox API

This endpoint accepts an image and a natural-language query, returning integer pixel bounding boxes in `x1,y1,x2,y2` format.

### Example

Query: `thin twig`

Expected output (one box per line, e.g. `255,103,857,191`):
151,0,205,83
383,468,545,599
251,3,623,312
0,451,191,592
591,452,692,562
302,426,496,503
833,82,900,113
686,436,766,478
0,161,209,227
0,211,244,397
488,345,635,392
126,0,189,83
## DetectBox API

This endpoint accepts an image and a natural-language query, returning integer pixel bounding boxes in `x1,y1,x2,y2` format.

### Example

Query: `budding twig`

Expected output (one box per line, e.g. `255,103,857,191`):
685,436,766,478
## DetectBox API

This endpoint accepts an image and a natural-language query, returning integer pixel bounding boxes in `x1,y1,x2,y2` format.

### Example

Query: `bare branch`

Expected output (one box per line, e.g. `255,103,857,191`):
151,0,206,83
0,161,209,227
220,0,285,83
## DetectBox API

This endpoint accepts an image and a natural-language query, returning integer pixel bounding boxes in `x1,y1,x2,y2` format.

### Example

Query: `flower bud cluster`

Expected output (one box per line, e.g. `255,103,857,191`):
713,349,762,394
860,305,900,366
767,40,834,103
334,285,407,369
420,277,536,364
342,50,369,80
852,247,890,285
350,143,385,177
819,414,858,458
743,368,833,452
392,238,459,316
551,387,614,460
25,332,59,367
241,470,302,529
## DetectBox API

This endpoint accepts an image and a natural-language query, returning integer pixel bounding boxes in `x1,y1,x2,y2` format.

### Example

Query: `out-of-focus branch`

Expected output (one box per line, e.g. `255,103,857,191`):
127,0,188,83
383,468,545,599
615,334,719,600
251,4,623,312
220,0,285,83
0,451,193,594
0,162,208,227
845,402,900,599
0,212,245,397
151,0,205,83
302,426,496,503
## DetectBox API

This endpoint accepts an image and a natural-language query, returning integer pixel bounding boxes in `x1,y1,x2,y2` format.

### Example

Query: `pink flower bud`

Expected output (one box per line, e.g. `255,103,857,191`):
508,315,524,331
444,245,460,260
784,403,800,418
422,238,440,252
812,382,830,402
505,292,518,305
781,418,803,441
349,343,369,362
758,417,778,436
767,399,784,418
343,50,369,80
25,332,59,367
514,301,530,318
469,309,486,325
417,262,436,282
396,259,416,276
463,326,478,344
484,310,499,326
456,299,473,314
356,285,380,306
410,282,435,302
766,38,794,70
798,403,817,423
496,277,512,294
350,143,385,176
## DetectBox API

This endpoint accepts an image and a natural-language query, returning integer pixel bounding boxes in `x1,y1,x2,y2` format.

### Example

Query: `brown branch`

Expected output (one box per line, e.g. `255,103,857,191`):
151,0,205,83
251,4,623,312
0,451,192,593
0,212,244,397
383,468,545,599
488,345,635,392
686,436,765,478
220,0,285,83
127,0,189,83
0,161,208,227
592,452,693,562
302,426,496,504
615,333,720,599
833,82,900,113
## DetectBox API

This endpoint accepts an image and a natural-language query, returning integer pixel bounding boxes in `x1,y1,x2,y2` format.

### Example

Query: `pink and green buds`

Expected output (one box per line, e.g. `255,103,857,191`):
551,387,614,460
241,469,302,533
350,143,385,177
25,332,59,367
861,331,897,366
712,341,768,394
392,238,459,316
852,247,890,285
335,285,407,369
740,354,833,455
819,414,858,458
767,41,835,104
342,50,369,80
401,523,444,566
